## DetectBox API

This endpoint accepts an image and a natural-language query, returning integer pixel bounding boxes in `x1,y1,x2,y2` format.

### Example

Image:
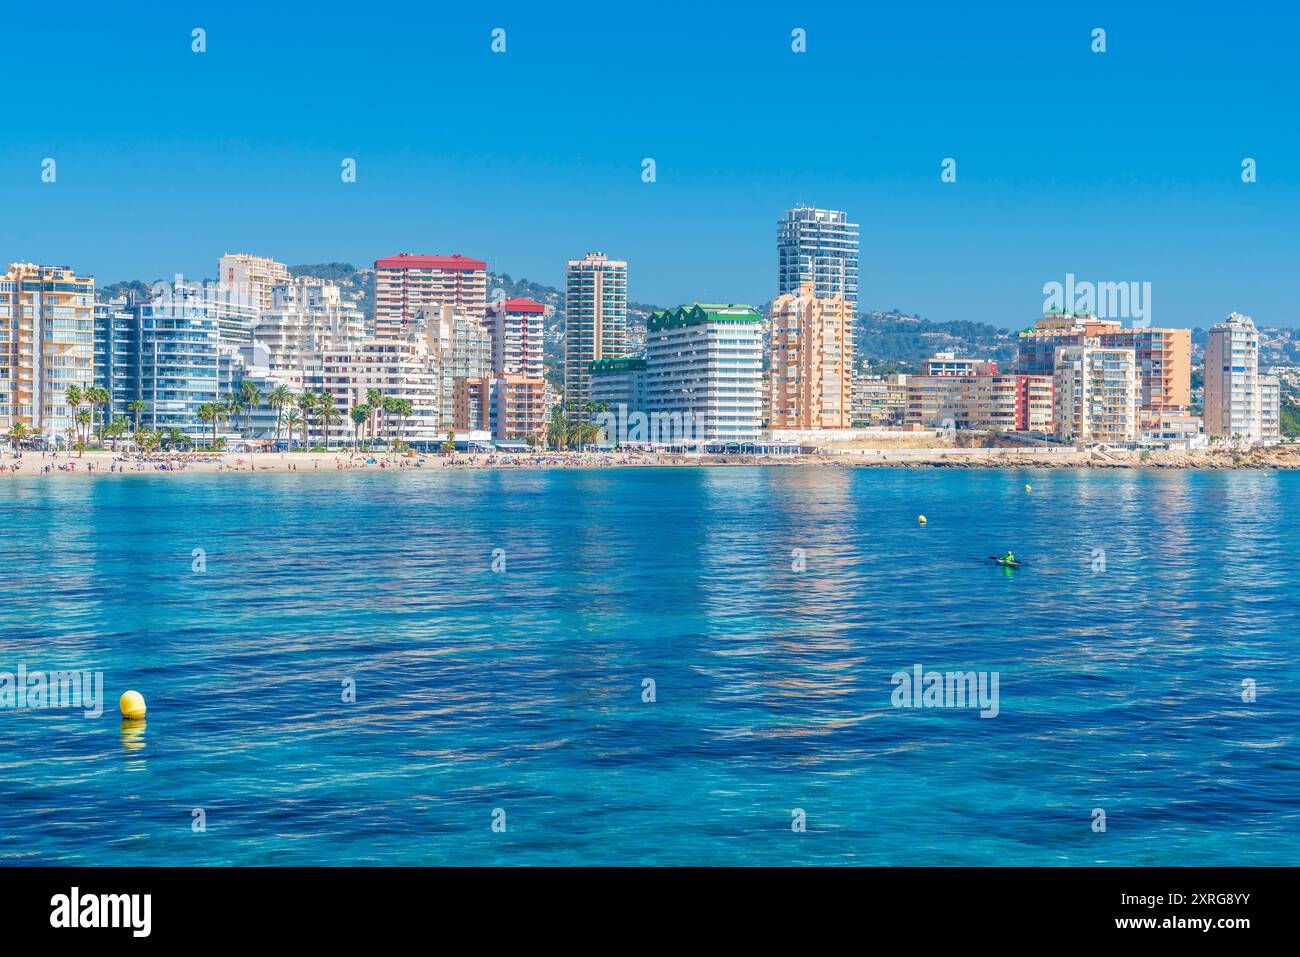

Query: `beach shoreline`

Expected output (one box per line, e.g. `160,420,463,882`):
2,444,1299,478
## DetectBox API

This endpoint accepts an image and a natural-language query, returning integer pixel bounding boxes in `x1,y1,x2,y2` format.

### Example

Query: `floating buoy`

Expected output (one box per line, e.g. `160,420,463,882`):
918,515,927,525
119,690,147,719
1025,484,1032,492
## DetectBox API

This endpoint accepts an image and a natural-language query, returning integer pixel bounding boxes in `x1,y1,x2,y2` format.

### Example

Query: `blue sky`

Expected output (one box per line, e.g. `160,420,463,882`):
2,1,1297,327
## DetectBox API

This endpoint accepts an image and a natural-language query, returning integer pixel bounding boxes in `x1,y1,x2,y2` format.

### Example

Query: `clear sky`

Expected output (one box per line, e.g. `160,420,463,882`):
2,1,1297,327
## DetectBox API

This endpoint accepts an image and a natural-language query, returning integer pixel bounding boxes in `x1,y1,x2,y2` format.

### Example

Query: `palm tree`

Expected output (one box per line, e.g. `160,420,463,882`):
382,396,401,451
5,421,32,450
366,389,383,444
395,399,413,449
65,385,84,446
197,402,226,449
283,409,303,451
297,391,317,449
316,392,340,450
167,428,187,451
128,398,147,434
223,393,245,439
268,384,293,447
239,380,262,438
547,404,568,451
350,404,370,449
104,416,129,452
85,386,110,444
74,409,92,455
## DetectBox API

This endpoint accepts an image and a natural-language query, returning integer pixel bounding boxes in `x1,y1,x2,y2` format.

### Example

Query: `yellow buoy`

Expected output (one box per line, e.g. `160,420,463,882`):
1025,484,1032,492
918,515,927,525
119,690,147,719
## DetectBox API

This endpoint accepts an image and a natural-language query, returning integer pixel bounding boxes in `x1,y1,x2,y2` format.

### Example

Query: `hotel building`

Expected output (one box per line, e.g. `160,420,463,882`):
1204,312,1279,445
1052,340,1139,444
0,263,95,441
374,253,488,337
218,253,290,316
777,206,859,305
564,252,627,410
768,281,854,429
643,304,764,443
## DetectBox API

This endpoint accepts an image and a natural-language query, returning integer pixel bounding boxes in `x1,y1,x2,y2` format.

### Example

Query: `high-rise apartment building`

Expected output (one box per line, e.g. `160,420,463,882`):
1204,312,1278,445
0,263,95,441
777,207,859,305
489,297,546,378
768,281,854,429
218,253,290,315
643,304,764,443
564,252,627,410
374,253,487,337
1052,340,1139,444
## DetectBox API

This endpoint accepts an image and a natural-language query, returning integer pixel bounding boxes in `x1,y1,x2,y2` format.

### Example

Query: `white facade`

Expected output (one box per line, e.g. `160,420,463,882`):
253,278,366,387
1053,340,1139,444
643,305,764,443
777,206,860,305
218,253,290,316
1204,313,1278,445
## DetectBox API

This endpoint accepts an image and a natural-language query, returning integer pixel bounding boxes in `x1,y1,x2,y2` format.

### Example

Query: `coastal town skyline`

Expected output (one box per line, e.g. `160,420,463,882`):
2,203,1288,455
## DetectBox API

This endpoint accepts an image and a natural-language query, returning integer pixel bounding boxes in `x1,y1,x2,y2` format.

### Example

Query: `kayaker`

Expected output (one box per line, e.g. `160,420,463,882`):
1003,550,1015,565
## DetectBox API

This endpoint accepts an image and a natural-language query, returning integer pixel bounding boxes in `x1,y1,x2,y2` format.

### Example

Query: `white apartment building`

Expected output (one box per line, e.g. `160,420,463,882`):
777,206,860,305
1259,374,1281,446
1053,340,1139,444
1204,312,1279,445
253,278,366,387
643,304,764,443
489,297,546,379
318,336,443,445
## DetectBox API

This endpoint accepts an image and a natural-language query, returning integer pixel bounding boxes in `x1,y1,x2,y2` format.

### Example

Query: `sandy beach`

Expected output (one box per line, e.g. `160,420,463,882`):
3,442,1298,478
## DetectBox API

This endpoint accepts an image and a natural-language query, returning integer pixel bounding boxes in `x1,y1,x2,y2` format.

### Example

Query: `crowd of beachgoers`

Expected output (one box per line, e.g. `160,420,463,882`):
0,447,710,477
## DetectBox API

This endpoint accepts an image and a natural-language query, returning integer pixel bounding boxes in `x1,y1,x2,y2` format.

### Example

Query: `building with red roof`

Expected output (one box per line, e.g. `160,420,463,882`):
374,252,488,335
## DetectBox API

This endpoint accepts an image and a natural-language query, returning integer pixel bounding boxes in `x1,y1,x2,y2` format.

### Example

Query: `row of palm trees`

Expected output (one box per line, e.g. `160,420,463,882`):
197,383,417,452
546,401,608,451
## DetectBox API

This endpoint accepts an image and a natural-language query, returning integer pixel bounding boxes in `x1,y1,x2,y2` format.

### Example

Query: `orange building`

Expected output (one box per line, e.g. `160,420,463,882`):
768,281,853,429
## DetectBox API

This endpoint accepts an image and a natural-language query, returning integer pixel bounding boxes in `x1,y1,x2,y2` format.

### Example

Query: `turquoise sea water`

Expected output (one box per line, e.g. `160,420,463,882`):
1,466,1297,865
